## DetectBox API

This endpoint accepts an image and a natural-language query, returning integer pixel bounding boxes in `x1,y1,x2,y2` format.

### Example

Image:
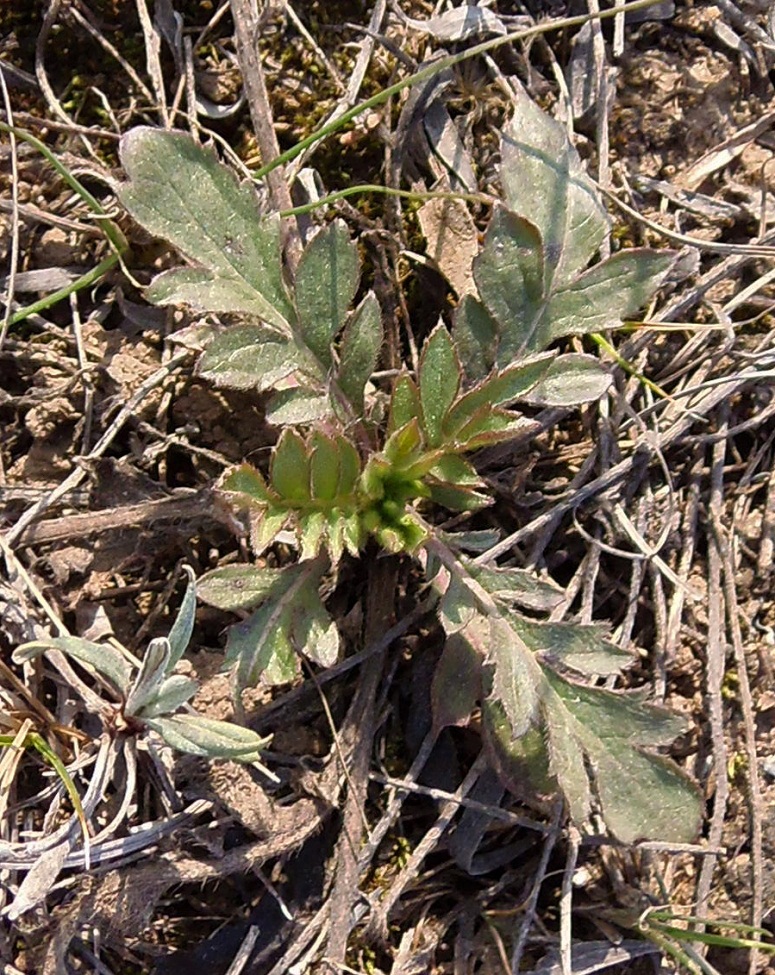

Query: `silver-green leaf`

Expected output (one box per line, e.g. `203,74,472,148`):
119,128,294,330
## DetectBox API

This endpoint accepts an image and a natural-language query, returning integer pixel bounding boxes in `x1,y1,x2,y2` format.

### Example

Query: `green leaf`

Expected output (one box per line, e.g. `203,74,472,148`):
427,454,481,487
223,561,339,691
198,325,300,391
431,633,482,732
144,713,270,763
541,682,592,825
539,249,673,346
197,564,285,611
265,387,331,425
250,506,289,554
418,324,461,447
136,675,199,718
309,432,341,501
480,615,543,739
472,207,544,361
471,564,565,612
509,616,635,676
119,128,294,329
542,670,703,843
452,405,525,450
387,373,421,435
270,429,311,502
500,86,609,290
482,694,558,801
520,353,612,407
299,511,327,560
338,291,383,411
427,481,490,512
219,463,272,505
13,637,132,694
451,294,499,381
336,437,361,495
167,566,197,669
383,418,423,469
444,354,554,436
124,637,172,717
295,220,360,366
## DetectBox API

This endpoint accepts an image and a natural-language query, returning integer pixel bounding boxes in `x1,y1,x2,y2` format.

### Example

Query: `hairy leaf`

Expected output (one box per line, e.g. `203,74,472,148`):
471,564,565,612
500,86,609,289
197,564,286,611
119,128,294,329
167,566,197,669
295,220,359,366
223,561,338,690
387,374,421,435
542,671,703,843
520,353,612,407
510,616,635,676
419,324,461,446
537,249,673,349
13,637,132,694
145,713,270,763
338,291,383,411
451,294,499,381
469,615,542,739
136,675,199,718
271,429,311,502
198,325,300,391
431,633,482,732
472,207,544,362
124,638,173,717
265,387,331,425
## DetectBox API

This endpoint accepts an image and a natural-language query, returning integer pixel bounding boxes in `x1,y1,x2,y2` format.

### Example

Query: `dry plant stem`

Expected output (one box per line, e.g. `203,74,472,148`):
36,0,72,126
695,413,730,923
12,489,213,545
477,368,766,563
510,802,563,974
325,557,395,963
719,525,764,975
135,0,170,123
4,349,189,546
367,751,490,942
560,826,581,975
0,65,20,351
69,3,155,107
229,0,300,264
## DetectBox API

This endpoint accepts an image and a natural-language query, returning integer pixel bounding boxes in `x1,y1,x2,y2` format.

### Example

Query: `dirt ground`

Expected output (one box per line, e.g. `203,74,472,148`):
1,1,774,973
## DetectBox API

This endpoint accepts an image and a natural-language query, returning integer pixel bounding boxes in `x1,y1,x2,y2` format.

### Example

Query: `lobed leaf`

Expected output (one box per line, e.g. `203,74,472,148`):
119,128,294,330
223,561,339,691
535,249,673,351
542,671,703,843
472,207,544,360
499,86,609,290
451,294,499,381
510,616,635,676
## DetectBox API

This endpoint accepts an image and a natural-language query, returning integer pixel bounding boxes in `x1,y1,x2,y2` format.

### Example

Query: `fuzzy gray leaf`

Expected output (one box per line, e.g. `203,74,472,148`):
295,220,360,366
119,128,294,329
